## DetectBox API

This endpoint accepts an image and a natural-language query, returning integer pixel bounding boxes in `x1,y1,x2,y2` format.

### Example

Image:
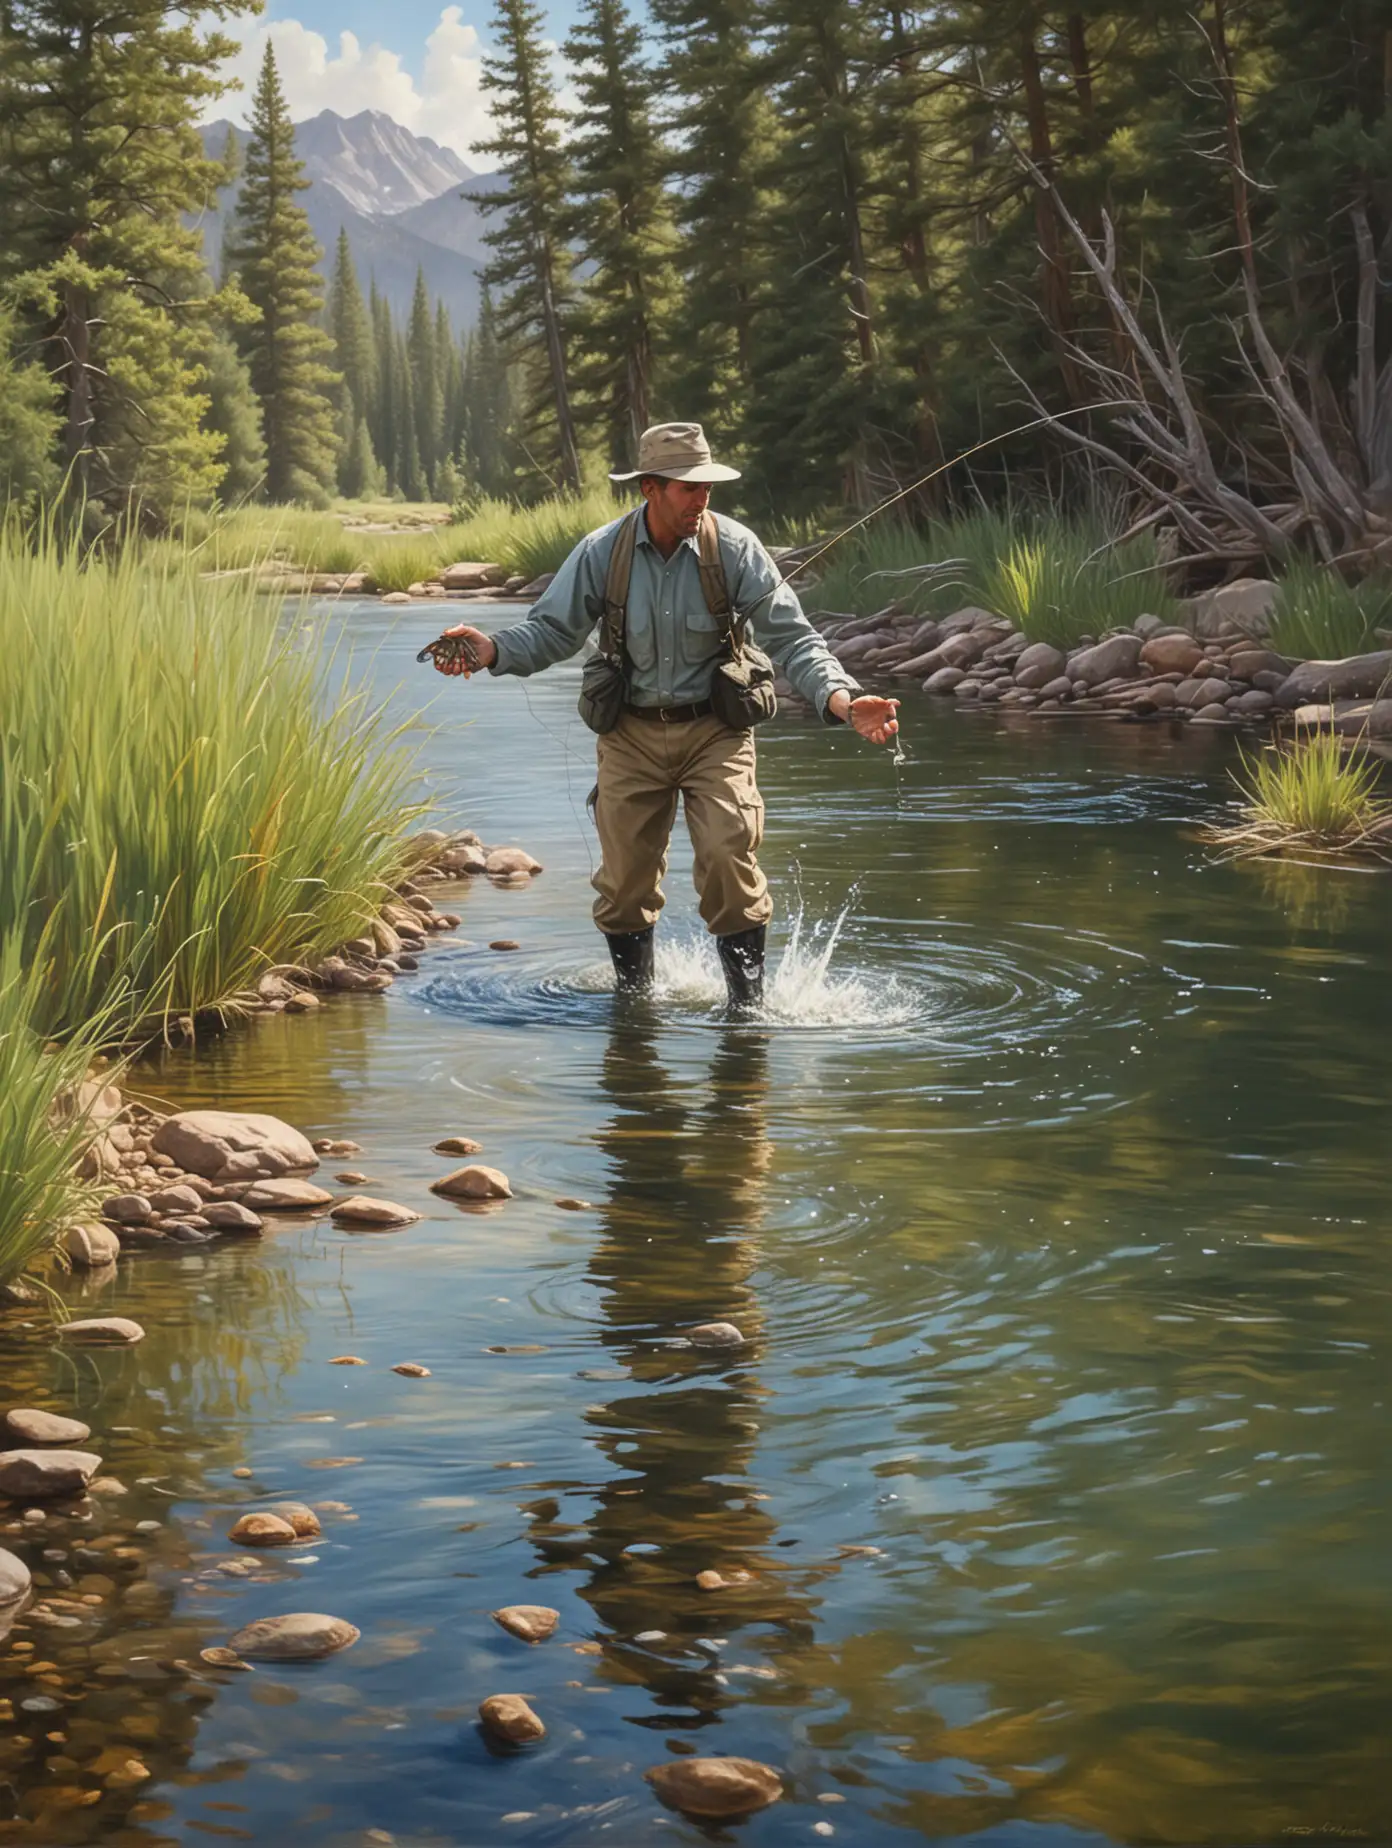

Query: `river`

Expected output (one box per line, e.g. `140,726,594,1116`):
2,599,1389,1845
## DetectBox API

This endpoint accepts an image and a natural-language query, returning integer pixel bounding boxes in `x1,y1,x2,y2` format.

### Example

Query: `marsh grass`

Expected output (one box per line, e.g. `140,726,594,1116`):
0,534,423,1038
448,489,622,582
1269,562,1391,661
805,508,1175,645
1210,732,1391,859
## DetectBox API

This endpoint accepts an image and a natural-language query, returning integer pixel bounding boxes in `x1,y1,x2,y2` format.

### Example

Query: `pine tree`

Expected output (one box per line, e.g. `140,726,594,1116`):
472,0,582,493
0,0,244,517
340,417,384,499
0,307,60,513
226,44,340,504
650,0,774,440
329,230,380,494
368,286,398,491
200,328,267,506
564,0,679,470
460,286,518,496
407,269,443,488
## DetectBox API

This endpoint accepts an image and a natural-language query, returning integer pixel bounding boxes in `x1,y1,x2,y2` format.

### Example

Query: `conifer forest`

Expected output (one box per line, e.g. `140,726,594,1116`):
2,0,1392,557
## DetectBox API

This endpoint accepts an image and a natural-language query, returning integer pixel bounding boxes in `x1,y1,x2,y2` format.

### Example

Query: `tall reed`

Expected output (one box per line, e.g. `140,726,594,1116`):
0,534,423,1038
1211,732,1389,857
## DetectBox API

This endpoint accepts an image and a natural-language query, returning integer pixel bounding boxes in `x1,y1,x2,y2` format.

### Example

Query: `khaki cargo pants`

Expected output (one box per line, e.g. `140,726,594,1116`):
591,711,772,937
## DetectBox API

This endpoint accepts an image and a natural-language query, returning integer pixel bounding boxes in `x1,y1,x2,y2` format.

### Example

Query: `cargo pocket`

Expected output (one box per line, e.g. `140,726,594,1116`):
739,793,765,851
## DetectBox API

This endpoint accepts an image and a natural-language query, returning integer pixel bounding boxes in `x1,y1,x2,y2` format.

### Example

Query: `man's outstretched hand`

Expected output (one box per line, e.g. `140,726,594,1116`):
829,690,900,744
429,623,498,675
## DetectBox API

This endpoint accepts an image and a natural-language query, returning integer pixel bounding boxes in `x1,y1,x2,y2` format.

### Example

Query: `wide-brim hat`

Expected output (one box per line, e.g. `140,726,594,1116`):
609,421,741,483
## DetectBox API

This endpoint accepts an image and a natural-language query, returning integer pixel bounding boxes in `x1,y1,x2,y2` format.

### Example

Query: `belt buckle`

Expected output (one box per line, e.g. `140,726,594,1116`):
659,706,673,723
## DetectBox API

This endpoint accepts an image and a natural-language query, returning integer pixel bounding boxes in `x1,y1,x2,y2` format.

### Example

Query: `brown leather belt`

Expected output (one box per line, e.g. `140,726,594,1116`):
625,700,714,724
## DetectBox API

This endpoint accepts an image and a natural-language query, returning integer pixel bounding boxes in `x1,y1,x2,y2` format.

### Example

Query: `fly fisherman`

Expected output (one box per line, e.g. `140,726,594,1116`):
427,422,900,1010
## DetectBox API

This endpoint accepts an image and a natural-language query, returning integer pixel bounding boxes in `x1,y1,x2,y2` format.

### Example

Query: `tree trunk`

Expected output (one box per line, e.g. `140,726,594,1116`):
1020,25,1084,401
59,279,92,499
536,238,581,494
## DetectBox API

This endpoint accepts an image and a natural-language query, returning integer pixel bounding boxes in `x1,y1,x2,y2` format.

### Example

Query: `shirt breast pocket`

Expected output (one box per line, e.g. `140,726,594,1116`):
625,603,658,670
680,604,724,669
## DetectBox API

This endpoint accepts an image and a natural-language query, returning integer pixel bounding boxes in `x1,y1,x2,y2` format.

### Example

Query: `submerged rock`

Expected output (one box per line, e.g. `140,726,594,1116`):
492,1604,559,1643
391,1362,431,1378
688,1322,745,1349
0,1448,103,1500
330,1196,421,1229
433,1136,483,1157
479,1693,545,1743
228,1612,360,1661
2,1409,91,1447
57,1317,144,1345
645,1757,783,1818
431,1164,512,1202
312,1138,361,1156
0,1547,32,1605
269,1502,322,1538
199,1646,252,1670
60,1223,120,1268
228,1513,298,1547
152,1110,318,1180
484,847,543,877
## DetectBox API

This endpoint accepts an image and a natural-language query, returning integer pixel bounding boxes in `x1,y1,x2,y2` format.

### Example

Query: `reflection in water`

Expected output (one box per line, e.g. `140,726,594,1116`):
529,1020,821,1736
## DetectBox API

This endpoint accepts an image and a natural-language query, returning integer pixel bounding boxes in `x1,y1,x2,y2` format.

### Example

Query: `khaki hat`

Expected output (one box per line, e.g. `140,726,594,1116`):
609,421,741,483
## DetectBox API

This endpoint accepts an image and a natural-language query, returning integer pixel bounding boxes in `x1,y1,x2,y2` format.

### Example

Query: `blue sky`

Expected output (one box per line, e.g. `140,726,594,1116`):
213,0,596,167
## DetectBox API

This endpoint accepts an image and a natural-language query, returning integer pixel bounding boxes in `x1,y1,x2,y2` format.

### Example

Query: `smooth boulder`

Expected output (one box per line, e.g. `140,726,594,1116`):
431,1164,512,1202
202,1200,264,1235
1067,634,1143,687
1139,634,1204,677
2,1408,90,1447
1274,651,1392,709
479,1694,545,1743
61,1223,120,1268
101,1193,153,1227
152,1110,318,1180
228,1512,298,1547
688,1322,745,1349
228,1612,360,1661
484,847,542,877
1013,641,1068,688
645,1757,783,1819
0,1547,31,1606
330,1195,421,1230
0,1448,103,1500
492,1604,558,1643
57,1317,144,1345
269,1502,322,1538
239,1178,334,1213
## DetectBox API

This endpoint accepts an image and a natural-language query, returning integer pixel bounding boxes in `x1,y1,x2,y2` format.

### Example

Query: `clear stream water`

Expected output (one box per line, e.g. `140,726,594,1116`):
2,601,1390,1846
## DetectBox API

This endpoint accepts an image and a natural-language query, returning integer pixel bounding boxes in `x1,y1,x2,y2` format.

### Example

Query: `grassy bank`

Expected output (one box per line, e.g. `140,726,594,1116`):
804,510,1178,647
1213,733,1390,858
164,488,623,591
0,536,423,1283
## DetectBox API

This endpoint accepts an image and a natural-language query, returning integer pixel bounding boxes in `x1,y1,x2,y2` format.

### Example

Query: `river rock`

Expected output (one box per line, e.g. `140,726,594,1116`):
0,1547,31,1605
61,1222,120,1268
269,1502,322,1538
688,1322,745,1348
228,1612,360,1661
0,1449,103,1500
202,1201,264,1234
1192,702,1233,723
240,1178,334,1213
2,1409,91,1446
312,1139,361,1156
1067,634,1143,687
479,1694,545,1742
1013,641,1067,688
147,1184,204,1216
1319,697,1392,737
57,1317,144,1345
392,1362,431,1377
152,1110,318,1180
228,1512,298,1547
646,1757,783,1819
434,1136,483,1156
330,1195,421,1229
1231,688,1276,716
435,842,487,875
1185,676,1230,709
1185,577,1277,639
1140,634,1204,677
431,1164,512,1202
493,1604,558,1643
101,1193,153,1226
484,847,542,877
1273,650,1392,709
1229,647,1291,681
923,666,965,694
440,561,507,590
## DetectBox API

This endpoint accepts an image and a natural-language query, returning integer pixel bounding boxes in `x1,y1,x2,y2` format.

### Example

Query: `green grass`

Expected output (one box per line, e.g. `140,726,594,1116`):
805,507,1176,646
361,532,462,593
1217,732,1389,855
0,533,423,1040
1269,562,1391,661
0,940,114,1288
448,489,623,582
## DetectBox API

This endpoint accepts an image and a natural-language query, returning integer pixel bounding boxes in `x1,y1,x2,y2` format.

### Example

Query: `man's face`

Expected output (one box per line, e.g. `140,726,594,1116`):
643,476,711,539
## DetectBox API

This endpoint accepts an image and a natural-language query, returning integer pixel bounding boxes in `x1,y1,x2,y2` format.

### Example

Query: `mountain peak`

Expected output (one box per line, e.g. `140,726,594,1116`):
294,108,475,217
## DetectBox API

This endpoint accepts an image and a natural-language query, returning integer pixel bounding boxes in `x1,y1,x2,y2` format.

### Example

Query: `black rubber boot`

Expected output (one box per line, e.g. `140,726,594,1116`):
716,925,766,1014
606,927,656,994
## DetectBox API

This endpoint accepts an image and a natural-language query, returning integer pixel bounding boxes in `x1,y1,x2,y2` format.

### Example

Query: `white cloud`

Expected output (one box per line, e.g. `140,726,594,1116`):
211,7,498,167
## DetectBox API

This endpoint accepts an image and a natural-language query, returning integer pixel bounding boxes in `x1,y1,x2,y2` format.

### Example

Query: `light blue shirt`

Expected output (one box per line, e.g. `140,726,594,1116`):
488,509,859,719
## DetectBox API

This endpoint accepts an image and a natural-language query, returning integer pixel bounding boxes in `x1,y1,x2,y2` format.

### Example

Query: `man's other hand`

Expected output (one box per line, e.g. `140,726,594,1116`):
432,624,498,675
829,690,900,743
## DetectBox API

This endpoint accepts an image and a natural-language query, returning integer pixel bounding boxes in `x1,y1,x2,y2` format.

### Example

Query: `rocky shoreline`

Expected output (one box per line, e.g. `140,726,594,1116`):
808,577,1392,738
245,560,556,604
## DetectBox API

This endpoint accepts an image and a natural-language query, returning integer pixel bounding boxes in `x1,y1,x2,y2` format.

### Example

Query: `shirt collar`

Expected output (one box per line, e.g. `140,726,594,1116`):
636,507,702,557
